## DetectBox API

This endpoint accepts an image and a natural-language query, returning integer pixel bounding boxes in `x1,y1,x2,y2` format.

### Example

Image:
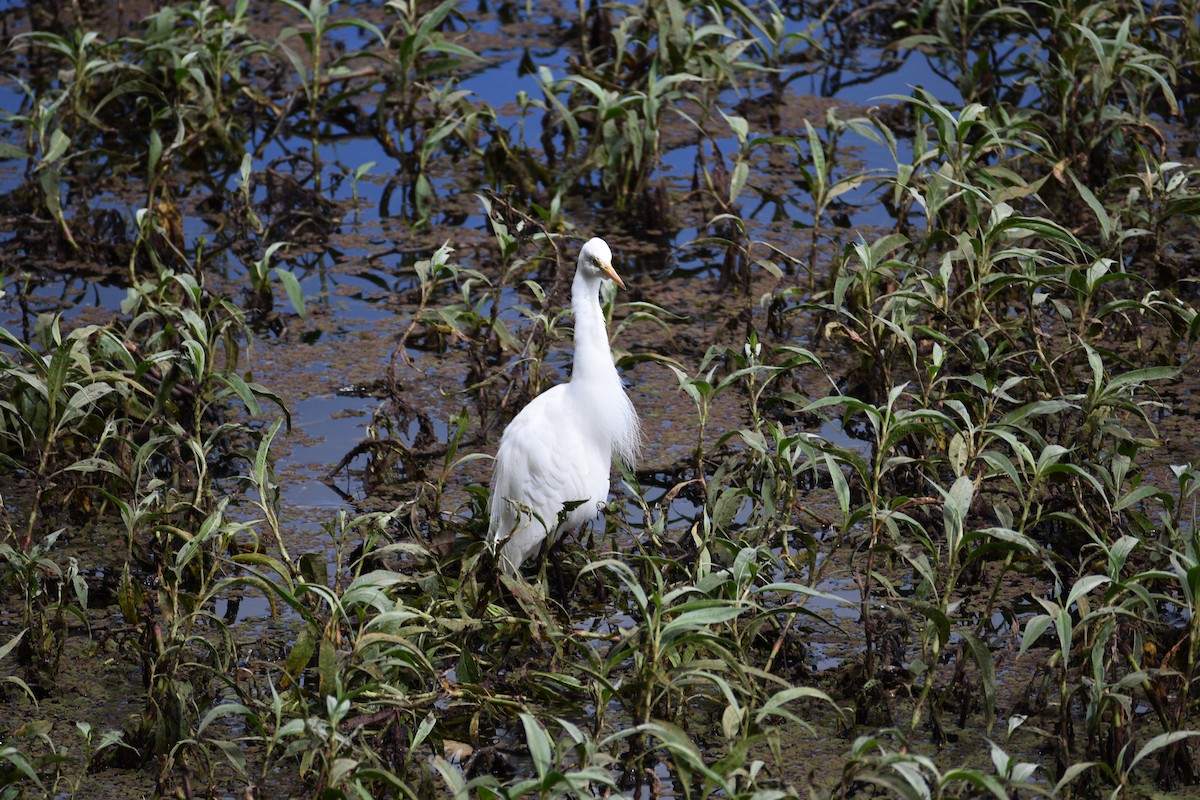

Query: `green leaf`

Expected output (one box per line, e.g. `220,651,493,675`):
222,372,263,417
1066,574,1109,609
961,631,996,733
822,452,850,515
1052,761,1098,795
148,128,163,178
43,128,71,164
0,629,27,662
943,475,974,554
196,703,253,737
720,110,748,141
1068,170,1112,243
1019,614,1052,655
1105,365,1179,395
0,745,44,787
904,599,951,648
519,713,552,781
754,685,844,727
1113,483,1161,512
64,382,115,416
273,267,306,319
282,623,316,684
175,500,228,572
1127,731,1200,773
661,604,746,644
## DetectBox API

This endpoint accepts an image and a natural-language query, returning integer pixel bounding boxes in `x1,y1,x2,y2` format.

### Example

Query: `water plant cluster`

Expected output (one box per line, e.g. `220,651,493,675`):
1,0,1199,797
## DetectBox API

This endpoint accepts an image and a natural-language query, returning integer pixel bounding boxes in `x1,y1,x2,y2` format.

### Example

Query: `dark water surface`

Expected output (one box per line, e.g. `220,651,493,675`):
5,0,1195,796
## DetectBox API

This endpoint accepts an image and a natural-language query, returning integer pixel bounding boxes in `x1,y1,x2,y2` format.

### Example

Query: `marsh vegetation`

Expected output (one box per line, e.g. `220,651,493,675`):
1,0,1199,797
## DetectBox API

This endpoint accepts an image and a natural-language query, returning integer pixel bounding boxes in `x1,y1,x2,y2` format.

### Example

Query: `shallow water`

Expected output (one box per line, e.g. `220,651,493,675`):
2,0,1197,796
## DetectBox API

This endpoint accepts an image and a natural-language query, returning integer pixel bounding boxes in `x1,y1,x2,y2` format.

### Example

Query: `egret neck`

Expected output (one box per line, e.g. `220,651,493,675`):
566,262,638,470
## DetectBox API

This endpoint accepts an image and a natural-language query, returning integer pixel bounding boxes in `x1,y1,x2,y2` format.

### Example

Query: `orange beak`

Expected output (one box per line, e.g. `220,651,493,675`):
599,259,626,290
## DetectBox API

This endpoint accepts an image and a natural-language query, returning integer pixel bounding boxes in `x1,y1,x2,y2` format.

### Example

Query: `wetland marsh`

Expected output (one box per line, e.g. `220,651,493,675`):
1,0,1200,797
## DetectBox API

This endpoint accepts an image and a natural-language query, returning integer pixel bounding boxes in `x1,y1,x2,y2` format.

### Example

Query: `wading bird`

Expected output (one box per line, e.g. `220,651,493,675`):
488,237,640,578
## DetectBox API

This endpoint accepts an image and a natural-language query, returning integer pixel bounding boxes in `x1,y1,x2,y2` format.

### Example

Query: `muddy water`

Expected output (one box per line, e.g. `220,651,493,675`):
1,1,906,549
2,0,1197,797
0,2,1004,792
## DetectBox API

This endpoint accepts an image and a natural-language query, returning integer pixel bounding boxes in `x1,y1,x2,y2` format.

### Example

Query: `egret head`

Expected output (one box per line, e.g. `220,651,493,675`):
579,237,625,289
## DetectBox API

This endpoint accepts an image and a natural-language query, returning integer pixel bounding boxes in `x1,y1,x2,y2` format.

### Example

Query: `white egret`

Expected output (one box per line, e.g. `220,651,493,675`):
487,237,640,577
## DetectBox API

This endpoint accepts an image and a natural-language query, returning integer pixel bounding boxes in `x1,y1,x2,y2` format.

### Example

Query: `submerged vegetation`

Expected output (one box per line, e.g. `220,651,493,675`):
1,0,1199,797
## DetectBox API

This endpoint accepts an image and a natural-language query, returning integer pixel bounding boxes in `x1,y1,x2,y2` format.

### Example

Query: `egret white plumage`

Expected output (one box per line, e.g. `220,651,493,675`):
487,237,640,577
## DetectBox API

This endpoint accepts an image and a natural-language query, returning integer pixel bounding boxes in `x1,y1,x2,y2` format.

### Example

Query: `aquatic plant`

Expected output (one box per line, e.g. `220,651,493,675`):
1,0,1199,795
275,0,384,195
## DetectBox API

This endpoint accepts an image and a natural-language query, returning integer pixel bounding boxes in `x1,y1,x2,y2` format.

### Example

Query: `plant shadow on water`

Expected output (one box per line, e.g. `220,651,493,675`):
1,0,1200,797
